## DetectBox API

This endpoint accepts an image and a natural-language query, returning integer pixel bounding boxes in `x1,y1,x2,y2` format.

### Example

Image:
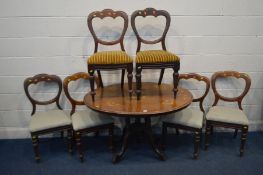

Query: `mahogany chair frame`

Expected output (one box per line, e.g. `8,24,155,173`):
162,73,210,159
204,71,251,156
24,74,73,162
131,7,180,100
87,9,133,101
63,72,114,162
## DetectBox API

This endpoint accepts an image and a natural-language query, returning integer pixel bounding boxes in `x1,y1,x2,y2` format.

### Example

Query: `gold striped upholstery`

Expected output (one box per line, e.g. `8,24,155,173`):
136,50,180,63
88,51,132,64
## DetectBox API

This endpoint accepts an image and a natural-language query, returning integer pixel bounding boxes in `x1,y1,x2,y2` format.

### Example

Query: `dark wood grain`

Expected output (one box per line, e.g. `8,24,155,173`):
211,71,251,110
131,7,170,52
24,74,62,115
84,82,192,117
88,9,128,52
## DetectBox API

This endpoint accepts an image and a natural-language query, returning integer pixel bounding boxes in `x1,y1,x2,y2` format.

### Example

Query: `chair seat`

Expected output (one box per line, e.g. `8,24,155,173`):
88,51,132,65
162,108,203,129
29,110,71,133
136,50,180,64
72,110,113,131
206,106,249,125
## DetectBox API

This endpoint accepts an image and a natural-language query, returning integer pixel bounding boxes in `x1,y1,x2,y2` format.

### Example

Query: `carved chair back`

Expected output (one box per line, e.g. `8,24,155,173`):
24,74,62,115
63,72,100,115
179,73,210,113
87,9,129,53
131,7,171,52
211,71,251,110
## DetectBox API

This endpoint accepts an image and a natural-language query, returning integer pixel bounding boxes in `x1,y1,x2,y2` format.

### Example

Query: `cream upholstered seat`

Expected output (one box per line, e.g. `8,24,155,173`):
24,74,73,162
204,71,251,157
30,110,71,133
72,110,113,131
63,72,114,162
162,108,203,129
162,73,210,159
206,106,249,125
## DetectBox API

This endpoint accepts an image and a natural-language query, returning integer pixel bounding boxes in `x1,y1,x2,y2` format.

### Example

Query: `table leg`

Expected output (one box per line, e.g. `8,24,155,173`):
145,118,166,161
112,118,130,163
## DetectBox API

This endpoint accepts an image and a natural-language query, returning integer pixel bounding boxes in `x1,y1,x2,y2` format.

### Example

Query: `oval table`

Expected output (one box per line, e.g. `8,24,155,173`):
84,82,193,163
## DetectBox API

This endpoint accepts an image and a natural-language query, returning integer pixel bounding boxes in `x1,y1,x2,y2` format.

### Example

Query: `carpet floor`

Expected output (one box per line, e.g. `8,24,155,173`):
0,132,263,175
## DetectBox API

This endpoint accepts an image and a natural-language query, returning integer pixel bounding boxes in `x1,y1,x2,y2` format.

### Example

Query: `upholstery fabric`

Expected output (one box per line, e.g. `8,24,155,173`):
206,106,249,125
162,108,204,129
72,110,113,131
88,51,132,64
29,110,71,132
136,50,180,63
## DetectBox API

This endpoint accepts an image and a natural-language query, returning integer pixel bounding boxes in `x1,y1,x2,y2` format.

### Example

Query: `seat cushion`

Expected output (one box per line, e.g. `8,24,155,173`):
206,106,249,125
29,110,71,133
88,51,132,64
136,50,180,63
72,110,113,131
162,108,204,129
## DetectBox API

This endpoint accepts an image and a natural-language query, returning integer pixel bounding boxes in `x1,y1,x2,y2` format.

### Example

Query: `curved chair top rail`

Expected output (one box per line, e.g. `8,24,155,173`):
179,73,210,112
63,72,100,115
211,71,251,110
24,74,62,115
87,9,129,53
131,7,171,52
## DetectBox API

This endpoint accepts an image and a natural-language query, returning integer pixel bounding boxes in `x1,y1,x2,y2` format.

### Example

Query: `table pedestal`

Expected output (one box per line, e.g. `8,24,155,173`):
112,117,166,163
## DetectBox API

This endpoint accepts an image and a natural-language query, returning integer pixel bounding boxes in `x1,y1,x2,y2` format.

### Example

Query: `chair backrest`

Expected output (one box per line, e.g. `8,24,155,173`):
87,9,129,53
211,71,251,110
131,7,171,53
179,73,210,113
24,74,62,116
63,72,100,115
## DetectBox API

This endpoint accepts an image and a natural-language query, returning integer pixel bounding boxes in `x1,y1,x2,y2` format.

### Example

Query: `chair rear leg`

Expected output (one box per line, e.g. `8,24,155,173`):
194,130,201,159
127,64,133,97
176,128,180,135
205,123,212,150
31,134,40,162
88,68,95,101
158,68,165,85
60,131,64,138
161,123,168,150
67,129,73,154
108,125,114,151
173,64,179,98
233,129,238,138
97,70,104,88
135,65,142,100
121,69,125,89
75,131,84,162
240,126,248,157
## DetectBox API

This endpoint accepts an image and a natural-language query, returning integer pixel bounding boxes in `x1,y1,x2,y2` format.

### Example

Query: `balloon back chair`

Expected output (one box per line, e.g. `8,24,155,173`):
87,9,133,101
24,74,72,162
131,8,180,100
205,71,251,156
63,72,114,162
162,73,210,159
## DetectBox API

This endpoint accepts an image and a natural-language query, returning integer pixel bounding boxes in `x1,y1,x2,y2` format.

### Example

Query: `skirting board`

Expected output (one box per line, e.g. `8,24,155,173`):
0,121,263,139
